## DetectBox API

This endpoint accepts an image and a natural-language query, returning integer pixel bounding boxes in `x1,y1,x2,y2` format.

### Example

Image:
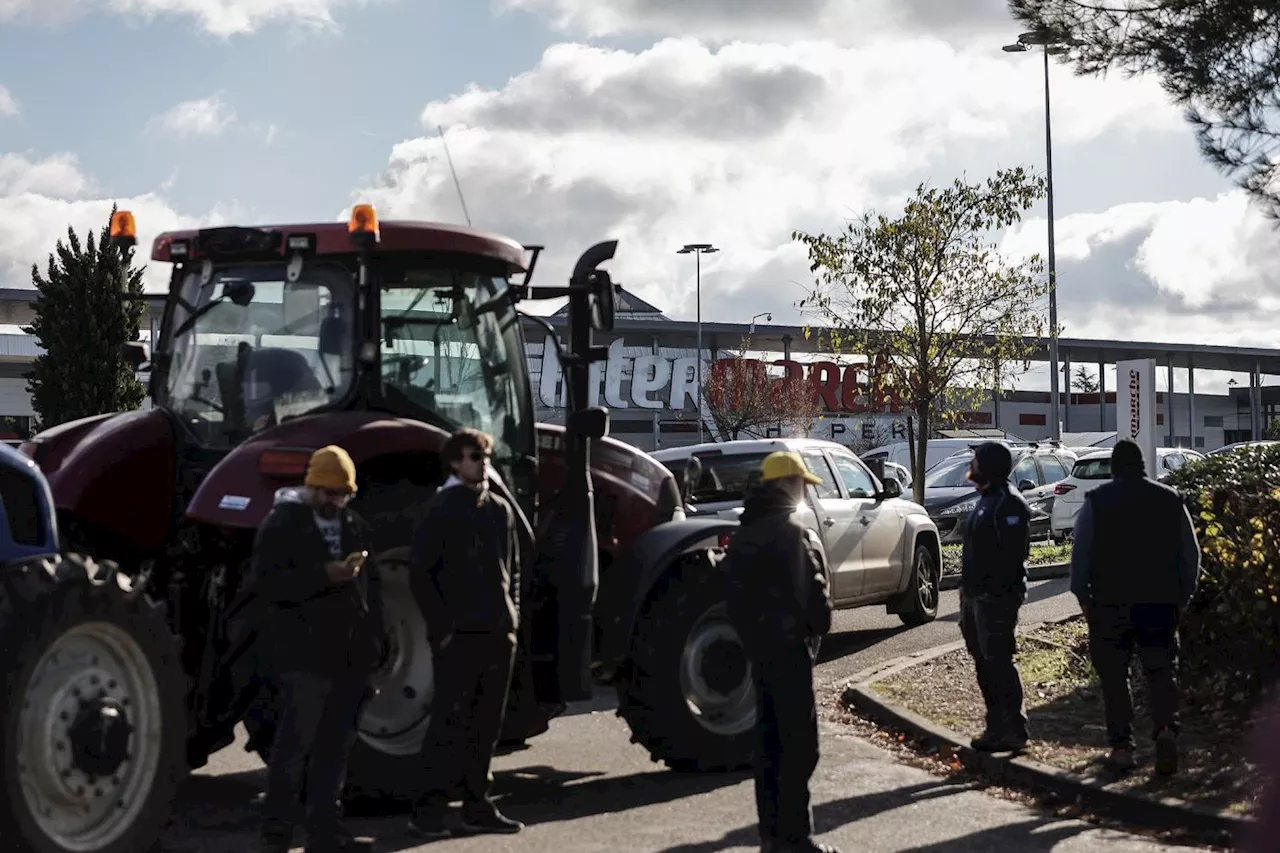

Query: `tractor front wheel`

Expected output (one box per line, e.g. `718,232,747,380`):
615,559,757,772
0,554,187,853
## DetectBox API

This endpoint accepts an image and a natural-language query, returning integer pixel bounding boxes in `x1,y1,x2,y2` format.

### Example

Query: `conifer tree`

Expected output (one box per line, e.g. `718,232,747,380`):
24,205,147,428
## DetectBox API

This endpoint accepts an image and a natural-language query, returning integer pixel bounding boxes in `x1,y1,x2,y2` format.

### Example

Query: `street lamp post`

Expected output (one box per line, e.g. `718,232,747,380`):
1003,30,1082,442
678,243,719,442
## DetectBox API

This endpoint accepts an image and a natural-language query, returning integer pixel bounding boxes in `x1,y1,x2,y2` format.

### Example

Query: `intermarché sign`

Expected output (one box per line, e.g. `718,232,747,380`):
530,335,908,414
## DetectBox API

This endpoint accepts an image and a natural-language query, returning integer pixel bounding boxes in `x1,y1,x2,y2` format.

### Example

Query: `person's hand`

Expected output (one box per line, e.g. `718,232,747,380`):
326,560,358,582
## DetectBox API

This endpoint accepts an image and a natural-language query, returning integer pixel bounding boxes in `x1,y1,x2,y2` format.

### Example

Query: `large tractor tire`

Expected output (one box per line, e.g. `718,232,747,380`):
615,558,757,772
0,554,187,853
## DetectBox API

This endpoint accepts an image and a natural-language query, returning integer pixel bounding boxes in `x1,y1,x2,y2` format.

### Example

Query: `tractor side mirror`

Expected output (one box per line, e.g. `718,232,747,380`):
318,316,345,356
120,342,149,370
567,406,609,439
589,272,616,333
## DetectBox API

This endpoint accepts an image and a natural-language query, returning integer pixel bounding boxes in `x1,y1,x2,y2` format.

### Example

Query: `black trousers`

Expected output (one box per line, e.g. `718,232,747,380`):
959,592,1029,739
1088,603,1180,749
753,642,820,844
262,670,367,833
414,631,517,810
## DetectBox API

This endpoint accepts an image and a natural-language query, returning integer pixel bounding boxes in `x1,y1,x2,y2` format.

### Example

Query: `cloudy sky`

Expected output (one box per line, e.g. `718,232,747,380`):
1,0,1275,394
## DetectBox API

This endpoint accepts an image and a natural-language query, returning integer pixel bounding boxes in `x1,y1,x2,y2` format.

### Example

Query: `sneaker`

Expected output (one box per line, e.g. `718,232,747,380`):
459,803,523,835
406,810,452,839
1155,730,1178,776
971,731,1027,753
779,840,841,853
1107,746,1136,772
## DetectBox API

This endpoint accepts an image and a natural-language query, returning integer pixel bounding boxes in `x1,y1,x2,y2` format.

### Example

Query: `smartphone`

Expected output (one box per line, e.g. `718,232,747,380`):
345,550,369,572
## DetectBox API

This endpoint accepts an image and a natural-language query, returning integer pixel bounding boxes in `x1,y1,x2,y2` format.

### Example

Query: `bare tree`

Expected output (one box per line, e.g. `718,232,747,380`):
704,338,823,440
795,168,1050,502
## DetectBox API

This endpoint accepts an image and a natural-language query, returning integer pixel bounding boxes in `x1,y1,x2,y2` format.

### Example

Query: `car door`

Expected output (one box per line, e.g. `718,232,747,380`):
827,448,902,596
797,448,863,602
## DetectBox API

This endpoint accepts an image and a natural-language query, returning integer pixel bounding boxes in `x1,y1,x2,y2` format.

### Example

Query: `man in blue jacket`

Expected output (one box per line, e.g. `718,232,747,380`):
959,442,1032,753
1070,438,1200,775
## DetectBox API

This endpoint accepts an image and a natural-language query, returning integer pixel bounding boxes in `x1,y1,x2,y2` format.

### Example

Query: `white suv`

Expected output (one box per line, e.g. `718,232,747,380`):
652,438,944,626
1049,446,1205,538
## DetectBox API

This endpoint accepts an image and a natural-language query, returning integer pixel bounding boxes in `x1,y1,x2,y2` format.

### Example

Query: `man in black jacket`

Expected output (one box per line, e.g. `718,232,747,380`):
1070,438,1200,774
725,450,838,853
959,442,1032,753
407,428,523,838
253,445,383,853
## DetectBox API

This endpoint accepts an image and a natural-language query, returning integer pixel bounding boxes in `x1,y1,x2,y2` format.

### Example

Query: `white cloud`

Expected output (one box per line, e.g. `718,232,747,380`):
0,0,386,36
499,0,1020,45
0,152,240,291
352,36,1187,332
148,94,235,137
0,85,18,118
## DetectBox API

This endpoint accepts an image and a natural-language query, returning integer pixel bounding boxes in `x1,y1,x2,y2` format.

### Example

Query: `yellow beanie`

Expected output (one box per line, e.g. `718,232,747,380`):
305,445,358,493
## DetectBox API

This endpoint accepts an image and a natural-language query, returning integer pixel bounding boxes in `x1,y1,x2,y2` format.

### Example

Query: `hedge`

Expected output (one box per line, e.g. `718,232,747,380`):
1166,444,1280,709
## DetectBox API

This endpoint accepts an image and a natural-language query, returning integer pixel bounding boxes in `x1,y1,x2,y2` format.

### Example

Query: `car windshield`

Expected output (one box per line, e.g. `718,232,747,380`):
379,268,533,487
924,453,976,489
662,452,770,504
162,262,356,446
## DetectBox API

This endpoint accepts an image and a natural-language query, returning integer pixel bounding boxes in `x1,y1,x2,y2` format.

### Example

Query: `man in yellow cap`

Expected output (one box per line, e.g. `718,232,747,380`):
251,445,383,853
724,450,838,853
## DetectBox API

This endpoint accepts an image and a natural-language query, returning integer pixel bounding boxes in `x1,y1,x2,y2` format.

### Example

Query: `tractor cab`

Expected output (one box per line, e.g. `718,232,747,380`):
113,205,563,513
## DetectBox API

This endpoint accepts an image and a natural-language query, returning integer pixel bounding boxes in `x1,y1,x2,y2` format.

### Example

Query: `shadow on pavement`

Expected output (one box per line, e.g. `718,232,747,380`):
893,818,1089,851
939,577,1071,625
655,779,970,852
817,626,907,665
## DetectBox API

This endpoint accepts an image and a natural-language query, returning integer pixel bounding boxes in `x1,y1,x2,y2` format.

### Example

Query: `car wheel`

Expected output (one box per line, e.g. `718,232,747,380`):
898,542,940,626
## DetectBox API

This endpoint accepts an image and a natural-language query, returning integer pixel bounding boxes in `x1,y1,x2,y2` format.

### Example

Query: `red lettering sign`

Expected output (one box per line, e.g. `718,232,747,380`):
712,356,910,414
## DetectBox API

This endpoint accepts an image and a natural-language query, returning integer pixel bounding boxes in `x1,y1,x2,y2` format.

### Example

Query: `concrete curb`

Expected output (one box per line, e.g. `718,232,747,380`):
841,635,1251,844
939,560,1069,591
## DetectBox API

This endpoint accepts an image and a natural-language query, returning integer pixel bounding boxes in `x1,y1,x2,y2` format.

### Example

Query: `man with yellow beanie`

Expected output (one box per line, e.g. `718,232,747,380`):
251,445,383,853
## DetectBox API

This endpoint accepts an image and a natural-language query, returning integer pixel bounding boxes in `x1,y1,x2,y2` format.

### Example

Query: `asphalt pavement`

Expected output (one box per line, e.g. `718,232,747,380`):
154,577,1187,853
815,575,1080,688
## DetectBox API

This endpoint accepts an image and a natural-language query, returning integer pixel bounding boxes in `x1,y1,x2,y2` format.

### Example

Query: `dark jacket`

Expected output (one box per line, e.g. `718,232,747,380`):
960,443,1032,597
725,484,832,662
409,478,520,641
1069,475,1200,607
250,487,384,678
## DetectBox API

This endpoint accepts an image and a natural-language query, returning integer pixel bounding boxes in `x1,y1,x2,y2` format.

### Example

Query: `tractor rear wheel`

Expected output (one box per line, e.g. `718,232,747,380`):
615,559,757,772
0,554,186,853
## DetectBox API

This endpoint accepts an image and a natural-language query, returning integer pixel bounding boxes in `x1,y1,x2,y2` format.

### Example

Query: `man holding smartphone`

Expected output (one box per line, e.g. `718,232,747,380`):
407,428,523,838
253,445,383,853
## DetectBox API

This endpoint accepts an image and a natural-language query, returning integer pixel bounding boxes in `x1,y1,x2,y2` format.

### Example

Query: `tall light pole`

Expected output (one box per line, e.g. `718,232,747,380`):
678,243,719,442
1003,30,1082,442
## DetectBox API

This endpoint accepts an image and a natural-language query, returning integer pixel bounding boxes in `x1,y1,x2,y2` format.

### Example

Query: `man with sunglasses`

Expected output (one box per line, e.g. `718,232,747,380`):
252,445,383,853
407,428,523,838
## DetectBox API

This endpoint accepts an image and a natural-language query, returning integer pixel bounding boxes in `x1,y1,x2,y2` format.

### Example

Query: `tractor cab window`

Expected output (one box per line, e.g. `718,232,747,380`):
163,263,356,445
378,268,532,485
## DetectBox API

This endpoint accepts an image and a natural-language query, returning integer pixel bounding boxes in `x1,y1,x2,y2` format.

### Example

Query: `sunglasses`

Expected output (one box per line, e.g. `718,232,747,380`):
463,451,490,462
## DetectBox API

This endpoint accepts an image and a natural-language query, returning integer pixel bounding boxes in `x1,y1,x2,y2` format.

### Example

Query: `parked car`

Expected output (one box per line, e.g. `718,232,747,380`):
1207,440,1278,457
919,443,1078,544
652,439,944,625
1049,446,1206,539
860,437,1024,476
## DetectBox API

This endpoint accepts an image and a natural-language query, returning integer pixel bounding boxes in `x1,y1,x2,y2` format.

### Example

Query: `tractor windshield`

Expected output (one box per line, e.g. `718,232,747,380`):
379,268,533,485
163,262,357,445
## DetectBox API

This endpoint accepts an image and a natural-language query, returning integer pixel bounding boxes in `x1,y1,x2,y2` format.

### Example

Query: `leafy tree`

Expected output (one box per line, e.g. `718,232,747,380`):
24,206,147,428
703,338,823,440
794,168,1050,502
1008,0,1280,218
1072,364,1099,394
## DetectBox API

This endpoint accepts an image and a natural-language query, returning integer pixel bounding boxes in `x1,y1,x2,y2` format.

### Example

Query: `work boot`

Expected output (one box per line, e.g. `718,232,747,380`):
1154,729,1179,776
971,730,1027,753
1106,745,1136,772
259,819,293,853
458,798,523,834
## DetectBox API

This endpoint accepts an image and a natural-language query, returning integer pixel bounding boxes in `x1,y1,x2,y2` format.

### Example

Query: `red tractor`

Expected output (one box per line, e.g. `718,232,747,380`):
3,207,756,853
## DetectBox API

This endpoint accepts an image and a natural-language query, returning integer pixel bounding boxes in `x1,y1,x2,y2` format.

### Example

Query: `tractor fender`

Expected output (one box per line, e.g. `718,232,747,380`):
185,411,450,529
594,516,739,681
30,408,177,552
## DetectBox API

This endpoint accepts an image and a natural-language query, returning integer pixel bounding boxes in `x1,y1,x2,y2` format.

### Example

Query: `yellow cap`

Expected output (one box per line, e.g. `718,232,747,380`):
761,450,823,485
305,445,358,493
